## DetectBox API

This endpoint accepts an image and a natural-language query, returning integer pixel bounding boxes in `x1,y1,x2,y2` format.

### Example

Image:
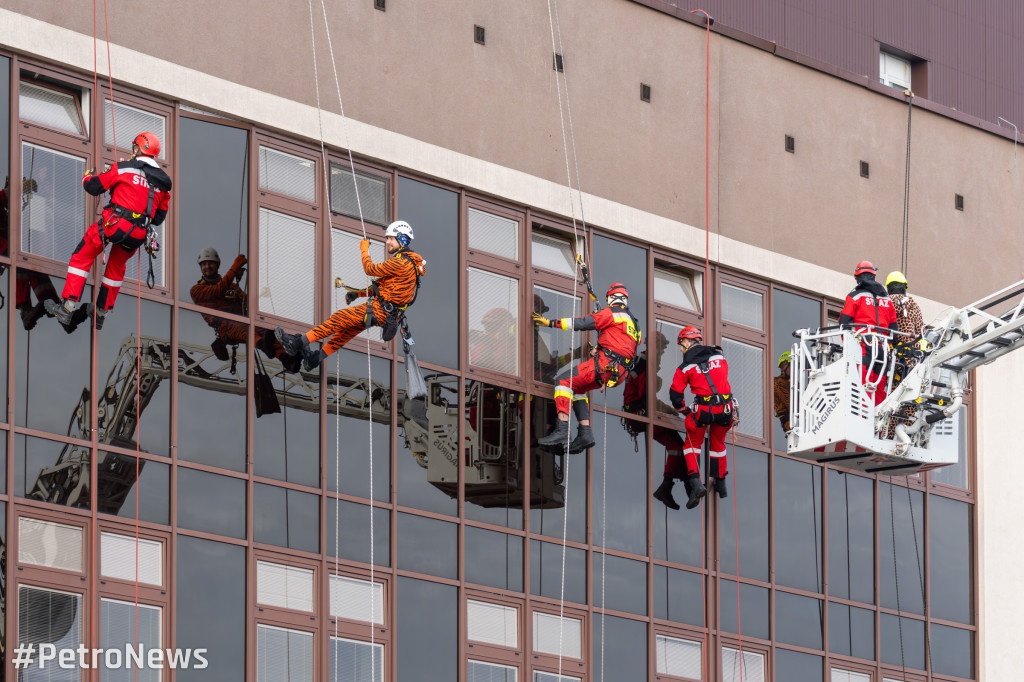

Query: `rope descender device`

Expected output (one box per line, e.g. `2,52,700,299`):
575,254,599,309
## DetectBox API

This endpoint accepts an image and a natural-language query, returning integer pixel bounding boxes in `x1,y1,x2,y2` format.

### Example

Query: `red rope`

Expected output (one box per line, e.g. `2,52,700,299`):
89,4,100,679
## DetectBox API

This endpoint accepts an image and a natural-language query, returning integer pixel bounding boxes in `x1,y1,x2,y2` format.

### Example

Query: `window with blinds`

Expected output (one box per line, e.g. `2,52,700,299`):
655,634,702,678
18,517,83,572
329,574,384,624
469,208,518,261
105,100,166,158
722,646,765,682
532,612,581,659
467,600,518,648
20,142,88,263
331,229,386,342
722,338,764,438
330,636,384,682
100,533,162,586
259,146,316,203
256,561,315,612
468,268,519,376
330,163,390,226
18,585,83,677
832,669,870,682
100,599,161,681
258,207,316,324
20,81,84,134
257,624,314,682
722,283,764,330
469,660,518,682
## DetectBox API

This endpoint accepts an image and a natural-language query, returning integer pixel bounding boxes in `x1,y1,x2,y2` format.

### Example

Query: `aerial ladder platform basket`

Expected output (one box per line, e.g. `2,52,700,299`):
787,279,1024,475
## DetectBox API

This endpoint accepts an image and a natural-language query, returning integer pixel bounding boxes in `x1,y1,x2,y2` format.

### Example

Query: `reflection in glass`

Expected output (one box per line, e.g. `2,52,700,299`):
18,586,82,681
327,498,390,567
397,369,459,515
771,290,820,449
15,434,90,509
652,426,703,567
97,452,169,525
931,623,973,679
774,456,822,592
21,143,86,263
929,495,973,624
533,286,583,385
0,500,5,664
652,321,687,417
94,295,171,456
254,483,320,553
719,447,769,581
592,615,646,682
258,207,316,324
397,577,457,682
592,552,646,616
531,231,576,276
254,347,320,488
176,536,245,681
0,432,5,495
775,591,823,650
719,579,769,640
653,565,703,626
465,526,523,592
0,275,8,415
397,177,458,369
326,349,390,501
530,539,586,605
177,467,246,539
464,380,527,528
530,398,583,543
592,410,646,555
397,512,457,579
774,649,822,682
178,117,248,298
0,56,9,255
879,483,924,614
16,274,90,435
828,602,874,660
828,471,874,603
177,308,246,471
468,268,519,375
880,614,925,669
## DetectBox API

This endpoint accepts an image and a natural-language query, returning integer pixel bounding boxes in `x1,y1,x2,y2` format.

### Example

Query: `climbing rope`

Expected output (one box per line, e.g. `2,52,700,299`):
900,93,914,276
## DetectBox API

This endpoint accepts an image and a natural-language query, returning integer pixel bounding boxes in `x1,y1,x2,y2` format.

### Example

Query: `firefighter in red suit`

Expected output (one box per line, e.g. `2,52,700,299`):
838,261,898,405
532,283,641,454
45,132,171,332
667,326,733,502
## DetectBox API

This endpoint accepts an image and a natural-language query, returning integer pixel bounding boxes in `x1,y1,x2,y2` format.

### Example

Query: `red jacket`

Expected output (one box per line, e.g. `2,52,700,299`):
669,344,732,410
839,280,897,334
552,304,641,361
83,156,172,226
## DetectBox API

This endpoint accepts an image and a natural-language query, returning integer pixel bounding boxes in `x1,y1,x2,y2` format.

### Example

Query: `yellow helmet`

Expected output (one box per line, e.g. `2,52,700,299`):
885,271,908,288
777,351,792,367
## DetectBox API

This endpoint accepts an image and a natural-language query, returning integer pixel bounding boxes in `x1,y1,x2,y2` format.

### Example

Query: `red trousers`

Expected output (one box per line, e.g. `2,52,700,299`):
659,427,703,479
61,220,146,311
861,365,888,405
16,270,57,307
681,406,732,479
306,300,384,356
553,353,622,420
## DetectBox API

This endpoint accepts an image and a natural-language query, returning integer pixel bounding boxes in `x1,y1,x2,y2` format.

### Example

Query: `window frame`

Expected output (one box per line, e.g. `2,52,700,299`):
651,627,705,681
716,271,770,449
528,604,589,675
18,66,91,142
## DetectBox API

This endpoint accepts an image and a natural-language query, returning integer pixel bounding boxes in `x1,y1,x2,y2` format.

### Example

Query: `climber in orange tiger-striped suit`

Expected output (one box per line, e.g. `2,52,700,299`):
276,220,425,372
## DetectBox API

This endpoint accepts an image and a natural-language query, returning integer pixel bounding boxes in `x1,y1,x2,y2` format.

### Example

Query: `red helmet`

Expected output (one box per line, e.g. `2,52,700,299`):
854,260,876,276
482,307,513,327
606,282,629,299
678,326,703,343
133,132,161,158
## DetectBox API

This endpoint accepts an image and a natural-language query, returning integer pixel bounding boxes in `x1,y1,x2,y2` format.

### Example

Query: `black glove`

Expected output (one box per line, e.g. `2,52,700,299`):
345,291,359,305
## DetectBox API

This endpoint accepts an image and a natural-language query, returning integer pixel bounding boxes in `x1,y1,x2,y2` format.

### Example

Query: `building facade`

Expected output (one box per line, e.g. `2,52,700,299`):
1,1,1018,680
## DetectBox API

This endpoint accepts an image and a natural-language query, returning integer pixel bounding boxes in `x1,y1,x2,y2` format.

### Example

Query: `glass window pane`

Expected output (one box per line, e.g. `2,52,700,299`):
531,232,575,276
469,660,517,682
880,614,925,669
256,625,313,682
19,586,83,680
722,647,765,682
330,163,390,226
253,346,321,487
330,574,383,623
397,577,456,682
533,611,582,658
254,483,320,553
258,207,315,324
177,308,246,471
465,526,523,592
397,370,459,515
654,266,700,311
327,498,390,567
929,495,973,624
176,537,245,681
18,517,83,571
535,673,581,682
21,143,87,262
593,409,646,554
931,623,973,679
879,483,924,614
331,229,386,342
0,434,6,495
722,283,763,330
653,565,703,627
397,512,457,579
105,100,166,159
592,615,646,682
177,467,246,539
101,599,161,681
654,320,687,417
533,286,583,384
259,146,315,202
530,397,585,544
468,268,519,375
15,434,91,509
828,602,874,660
771,289,820,448
467,601,517,648
774,649,822,682
721,338,763,438
177,118,248,300
720,580,770,640
397,177,458,369
97,452,169,525
327,348,391,502
931,408,968,488
719,447,769,581
828,470,874,604
0,56,9,255
775,591,823,650
20,81,83,134
592,552,646,616
464,380,525,528
831,669,870,682
655,634,701,678
774,456,822,592
330,636,385,682
652,426,704,567
469,207,518,260
530,539,586,605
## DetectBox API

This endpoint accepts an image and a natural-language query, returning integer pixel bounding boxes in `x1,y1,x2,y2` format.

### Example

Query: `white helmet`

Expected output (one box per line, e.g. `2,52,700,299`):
198,247,221,265
385,220,414,246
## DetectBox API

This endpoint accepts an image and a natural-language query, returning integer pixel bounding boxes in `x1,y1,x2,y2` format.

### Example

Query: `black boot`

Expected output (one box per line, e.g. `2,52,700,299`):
87,304,107,330
280,352,303,374
712,476,728,499
19,302,46,331
275,326,308,357
653,476,681,510
567,424,595,454
685,474,707,510
211,337,230,361
44,298,86,333
302,347,324,372
538,420,570,447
